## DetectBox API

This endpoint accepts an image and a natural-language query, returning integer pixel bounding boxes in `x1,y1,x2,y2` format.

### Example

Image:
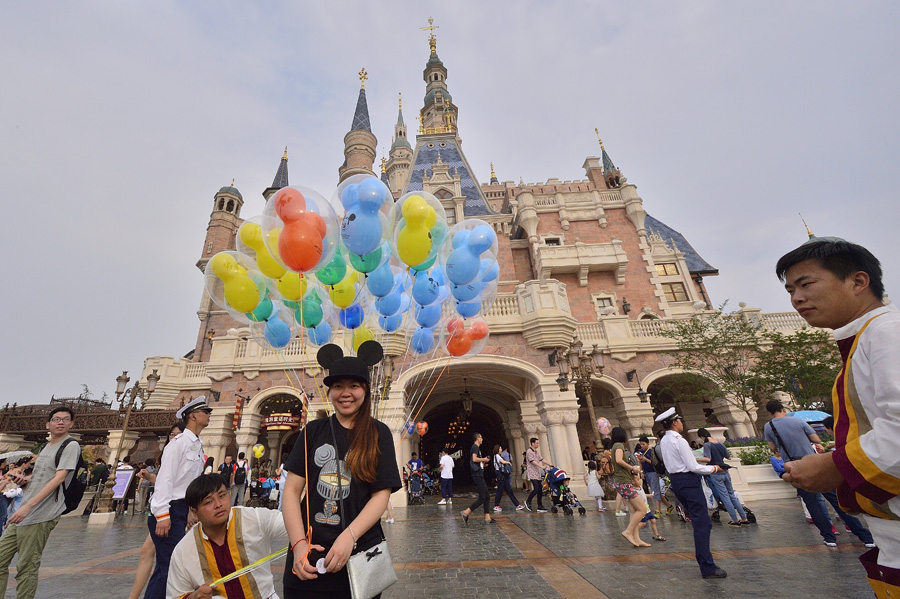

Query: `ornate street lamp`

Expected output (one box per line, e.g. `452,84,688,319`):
460,377,473,415
95,369,159,513
552,336,605,448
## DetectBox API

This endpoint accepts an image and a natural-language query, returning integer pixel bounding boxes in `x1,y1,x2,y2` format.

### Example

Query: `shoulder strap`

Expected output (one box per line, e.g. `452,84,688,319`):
768,420,795,462
55,438,76,467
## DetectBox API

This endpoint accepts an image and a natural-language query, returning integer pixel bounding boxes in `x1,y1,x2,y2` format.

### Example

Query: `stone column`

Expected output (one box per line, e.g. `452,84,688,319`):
561,409,585,477
539,410,571,474
105,430,140,463
712,396,756,438
265,431,282,464
508,426,526,489
612,390,656,439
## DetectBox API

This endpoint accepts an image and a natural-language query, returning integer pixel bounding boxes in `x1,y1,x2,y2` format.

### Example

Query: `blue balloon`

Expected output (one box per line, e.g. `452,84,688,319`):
451,229,470,249
412,270,444,306
468,224,496,254
451,282,481,302
415,303,442,328
479,259,500,283
375,291,402,317
339,304,364,329
430,265,446,286
264,315,292,348
411,327,436,354
341,206,383,255
445,244,480,285
307,322,333,345
357,177,387,208
379,312,403,332
456,300,482,318
366,262,394,297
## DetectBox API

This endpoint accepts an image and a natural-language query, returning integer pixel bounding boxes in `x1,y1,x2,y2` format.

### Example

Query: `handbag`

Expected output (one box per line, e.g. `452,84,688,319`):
329,417,398,599
700,476,716,510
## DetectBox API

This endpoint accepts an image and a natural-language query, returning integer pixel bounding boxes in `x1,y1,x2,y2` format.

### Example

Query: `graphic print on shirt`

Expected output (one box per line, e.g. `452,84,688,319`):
314,443,351,525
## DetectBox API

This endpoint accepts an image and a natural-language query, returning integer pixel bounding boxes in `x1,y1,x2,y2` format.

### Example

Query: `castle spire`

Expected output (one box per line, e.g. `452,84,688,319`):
339,70,377,182
262,146,289,200
594,128,625,188
421,17,439,55
350,69,372,132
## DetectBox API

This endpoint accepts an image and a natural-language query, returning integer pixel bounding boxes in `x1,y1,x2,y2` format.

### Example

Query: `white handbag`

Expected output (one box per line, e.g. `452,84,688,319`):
700,477,716,510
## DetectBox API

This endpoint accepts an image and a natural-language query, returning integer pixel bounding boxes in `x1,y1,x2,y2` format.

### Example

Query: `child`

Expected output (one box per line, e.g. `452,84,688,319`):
584,461,605,511
636,489,666,541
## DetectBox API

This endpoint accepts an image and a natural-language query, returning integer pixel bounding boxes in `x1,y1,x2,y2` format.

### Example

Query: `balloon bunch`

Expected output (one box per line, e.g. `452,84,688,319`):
203,174,495,358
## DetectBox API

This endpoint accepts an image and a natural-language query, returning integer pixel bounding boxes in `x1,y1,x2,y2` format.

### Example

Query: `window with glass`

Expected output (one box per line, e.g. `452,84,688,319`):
655,263,679,276
661,282,688,302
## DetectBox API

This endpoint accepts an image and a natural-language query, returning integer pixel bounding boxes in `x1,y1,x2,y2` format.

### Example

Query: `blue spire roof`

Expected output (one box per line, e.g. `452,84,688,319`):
397,107,405,126
218,185,242,200
271,151,289,189
602,148,616,173
405,138,493,217
351,88,371,132
645,214,717,274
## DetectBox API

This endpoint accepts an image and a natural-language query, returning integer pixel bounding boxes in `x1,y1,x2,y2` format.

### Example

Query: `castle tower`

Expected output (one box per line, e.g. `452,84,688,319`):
263,147,290,201
404,18,494,222
196,183,243,273
386,93,412,194
338,68,377,183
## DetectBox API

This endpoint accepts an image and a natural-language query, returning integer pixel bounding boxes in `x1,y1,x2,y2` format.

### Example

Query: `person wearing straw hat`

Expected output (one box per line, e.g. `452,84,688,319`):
281,341,401,599
166,473,287,599
145,396,212,599
656,407,727,579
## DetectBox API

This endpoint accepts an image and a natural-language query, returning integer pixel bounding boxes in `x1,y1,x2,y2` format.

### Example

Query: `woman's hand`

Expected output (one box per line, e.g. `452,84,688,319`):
325,529,354,573
292,543,326,580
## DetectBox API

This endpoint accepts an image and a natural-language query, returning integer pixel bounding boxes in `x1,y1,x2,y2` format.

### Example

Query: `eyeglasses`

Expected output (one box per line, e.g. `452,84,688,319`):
50,418,72,424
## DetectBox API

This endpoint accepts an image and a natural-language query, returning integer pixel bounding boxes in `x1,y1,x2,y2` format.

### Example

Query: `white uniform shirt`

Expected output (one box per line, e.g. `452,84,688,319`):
151,429,205,519
167,506,287,599
658,430,715,475
439,454,454,479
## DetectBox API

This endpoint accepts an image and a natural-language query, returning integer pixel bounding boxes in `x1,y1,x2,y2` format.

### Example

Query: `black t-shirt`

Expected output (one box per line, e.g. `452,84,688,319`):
282,415,401,594
470,443,483,475
703,441,730,468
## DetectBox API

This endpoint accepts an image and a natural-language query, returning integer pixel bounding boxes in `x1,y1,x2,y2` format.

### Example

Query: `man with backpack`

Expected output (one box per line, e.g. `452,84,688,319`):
0,405,82,599
231,452,249,506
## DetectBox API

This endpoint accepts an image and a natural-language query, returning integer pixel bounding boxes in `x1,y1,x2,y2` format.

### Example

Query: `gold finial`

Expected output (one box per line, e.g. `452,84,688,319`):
421,17,438,53
282,146,288,160
490,162,496,179
231,178,235,187
799,213,814,239
399,92,402,110
381,148,387,173
359,67,368,89
594,128,605,150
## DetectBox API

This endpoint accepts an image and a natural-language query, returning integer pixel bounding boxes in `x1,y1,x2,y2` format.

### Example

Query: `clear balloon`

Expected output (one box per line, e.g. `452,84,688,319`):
388,191,448,270
411,326,436,354
262,186,340,274
339,303,364,329
306,321,333,346
205,251,264,314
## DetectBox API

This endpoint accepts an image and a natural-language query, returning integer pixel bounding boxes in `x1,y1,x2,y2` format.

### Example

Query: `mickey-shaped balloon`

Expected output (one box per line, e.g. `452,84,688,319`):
445,225,496,285
209,252,262,313
273,187,327,273
238,221,286,280
397,195,436,267
340,177,387,256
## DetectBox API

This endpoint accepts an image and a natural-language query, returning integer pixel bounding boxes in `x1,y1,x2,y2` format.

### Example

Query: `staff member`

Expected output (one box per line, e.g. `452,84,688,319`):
656,408,727,579
145,397,212,599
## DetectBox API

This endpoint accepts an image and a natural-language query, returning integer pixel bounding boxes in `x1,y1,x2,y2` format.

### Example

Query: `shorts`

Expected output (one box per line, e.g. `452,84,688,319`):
613,481,639,500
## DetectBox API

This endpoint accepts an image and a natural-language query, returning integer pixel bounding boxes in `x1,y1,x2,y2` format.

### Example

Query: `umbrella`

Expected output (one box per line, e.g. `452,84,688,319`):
787,410,831,422
0,450,34,463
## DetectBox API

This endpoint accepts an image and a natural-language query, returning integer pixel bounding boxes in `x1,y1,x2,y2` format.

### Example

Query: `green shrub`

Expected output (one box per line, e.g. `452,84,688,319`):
738,445,773,466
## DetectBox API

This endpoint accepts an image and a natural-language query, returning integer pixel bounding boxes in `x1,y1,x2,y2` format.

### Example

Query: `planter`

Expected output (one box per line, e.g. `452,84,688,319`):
728,462,796,501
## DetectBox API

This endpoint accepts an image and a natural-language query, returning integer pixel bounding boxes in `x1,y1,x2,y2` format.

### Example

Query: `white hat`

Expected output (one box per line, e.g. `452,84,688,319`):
176,396,212,420
654,407,679,423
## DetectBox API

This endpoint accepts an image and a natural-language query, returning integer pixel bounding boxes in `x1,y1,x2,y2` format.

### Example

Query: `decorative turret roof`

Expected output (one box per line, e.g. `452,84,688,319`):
405,138,493,216
601,147,616,174
217,184,242,200
351,69,372,133
272,147,289,188
392,94,411,150
645,215,718,275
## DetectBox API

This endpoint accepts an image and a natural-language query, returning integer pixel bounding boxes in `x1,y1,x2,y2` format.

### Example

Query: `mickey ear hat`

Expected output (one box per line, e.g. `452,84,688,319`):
318,341,385,387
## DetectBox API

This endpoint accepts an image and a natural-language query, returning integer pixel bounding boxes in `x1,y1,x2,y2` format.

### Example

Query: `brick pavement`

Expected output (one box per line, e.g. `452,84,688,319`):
0,497,876,599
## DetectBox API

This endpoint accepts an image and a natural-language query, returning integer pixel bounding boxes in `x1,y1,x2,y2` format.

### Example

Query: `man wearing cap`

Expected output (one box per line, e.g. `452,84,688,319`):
656,408,727,579
145,397,212,599
776,237,899,597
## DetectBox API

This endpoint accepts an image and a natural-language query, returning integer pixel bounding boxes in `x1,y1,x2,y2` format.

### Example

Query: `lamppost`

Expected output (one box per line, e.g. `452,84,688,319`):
94,369,160,514
550,336,605,449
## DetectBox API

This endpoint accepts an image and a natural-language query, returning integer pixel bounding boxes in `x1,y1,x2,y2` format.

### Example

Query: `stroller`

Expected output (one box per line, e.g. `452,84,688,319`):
422,472,439,495
709,485,757,523
407,470,425,505
543,467,586,515
248,476,279,509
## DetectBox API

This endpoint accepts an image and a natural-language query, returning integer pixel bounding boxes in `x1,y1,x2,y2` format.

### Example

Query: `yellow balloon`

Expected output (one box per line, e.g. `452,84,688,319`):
210,253,260,313
353,326,375,351
238,223,286,279
397,196,434,266
329,278,357,309
277,271,307,300
252,443,265,459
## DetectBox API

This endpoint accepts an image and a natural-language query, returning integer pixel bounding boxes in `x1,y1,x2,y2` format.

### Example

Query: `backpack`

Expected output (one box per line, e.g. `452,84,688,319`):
650,446,667,476
599,450,614,476
52,438,87,515
234,462,247,485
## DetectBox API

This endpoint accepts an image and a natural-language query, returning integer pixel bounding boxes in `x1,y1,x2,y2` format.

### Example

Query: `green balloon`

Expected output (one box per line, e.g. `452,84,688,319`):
411,255,437,272
246,297,274,322
316,252,347,286
349,246,383,274
296,298,324,328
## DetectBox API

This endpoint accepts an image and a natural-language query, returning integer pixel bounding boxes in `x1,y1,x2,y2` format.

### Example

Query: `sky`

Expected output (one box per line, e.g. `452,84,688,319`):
1,2,897,405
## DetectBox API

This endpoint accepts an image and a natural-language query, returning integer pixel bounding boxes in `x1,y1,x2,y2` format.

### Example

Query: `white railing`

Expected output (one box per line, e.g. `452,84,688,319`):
184,363,206,378
261,340,307,358
576,322,606,342
598,190,621,203
484,294,519,318
236,340,248,359
761,312,809,330
629,319,678,338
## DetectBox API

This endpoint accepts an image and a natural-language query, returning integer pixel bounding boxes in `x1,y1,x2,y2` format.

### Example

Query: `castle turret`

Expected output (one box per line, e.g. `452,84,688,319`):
196,182,243,273
263,147,289,201
338,68,377,183
386,93,412,194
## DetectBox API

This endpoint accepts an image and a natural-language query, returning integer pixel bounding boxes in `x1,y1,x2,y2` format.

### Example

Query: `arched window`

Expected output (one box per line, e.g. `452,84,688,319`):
218,199,225,211
434,189,452,200
227,200,235,212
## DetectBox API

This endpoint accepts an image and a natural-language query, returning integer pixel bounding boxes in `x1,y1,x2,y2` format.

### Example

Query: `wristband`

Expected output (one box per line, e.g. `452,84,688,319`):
290,538,307,552
347,525,357,549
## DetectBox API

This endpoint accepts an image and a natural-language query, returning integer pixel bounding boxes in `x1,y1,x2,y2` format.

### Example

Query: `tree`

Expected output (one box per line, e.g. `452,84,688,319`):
661,304,768,435
753,328,841,412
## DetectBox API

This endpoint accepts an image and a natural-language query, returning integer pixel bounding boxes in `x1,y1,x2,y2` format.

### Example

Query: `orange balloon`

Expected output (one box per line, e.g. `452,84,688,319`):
447,317,465,336
447,332,473,356
416,422,428,436
279,221,324,272
306,211,327,238
273,188,306,221
469,321,489,340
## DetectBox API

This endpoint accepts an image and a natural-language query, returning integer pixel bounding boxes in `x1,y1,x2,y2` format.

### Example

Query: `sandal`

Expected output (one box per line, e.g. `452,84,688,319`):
653,535,667,542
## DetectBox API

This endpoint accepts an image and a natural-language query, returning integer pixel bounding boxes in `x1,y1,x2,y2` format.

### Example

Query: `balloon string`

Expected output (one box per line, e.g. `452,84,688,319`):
394,356,450,451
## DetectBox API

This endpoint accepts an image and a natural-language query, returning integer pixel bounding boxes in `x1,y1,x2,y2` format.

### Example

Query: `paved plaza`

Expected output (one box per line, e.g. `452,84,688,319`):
1,496,876,599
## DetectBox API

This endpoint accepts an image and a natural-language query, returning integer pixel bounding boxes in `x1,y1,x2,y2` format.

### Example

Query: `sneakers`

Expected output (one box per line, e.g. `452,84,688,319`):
524,503,533,512
824,540,837,547
615,511,627,517
666,505,675,515
493,506,502,512
437,499,447,505
484,518,497,524
516,504,525,511
386,518,394,524
537,508,549,513
865,543,877,548
653,510,662,519
461,511,469,526
832,525,840,535
447,498,452,504
598,507,606,512
676,506,687,522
